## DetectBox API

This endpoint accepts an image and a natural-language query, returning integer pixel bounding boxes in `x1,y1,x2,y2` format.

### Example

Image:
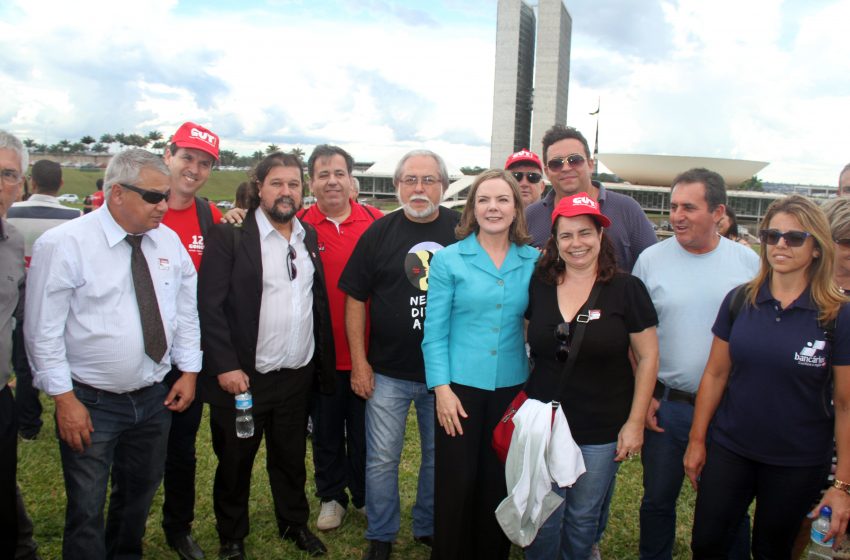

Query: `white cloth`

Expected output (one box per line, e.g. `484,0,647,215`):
25,206,202,395
496,398,586,547
254,209,315,373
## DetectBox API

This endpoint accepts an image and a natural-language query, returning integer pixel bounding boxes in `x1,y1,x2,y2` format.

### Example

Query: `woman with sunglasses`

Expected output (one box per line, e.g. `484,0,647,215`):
422,169,539,560
825,197,850,294
522,192,658,559
685,195,850,558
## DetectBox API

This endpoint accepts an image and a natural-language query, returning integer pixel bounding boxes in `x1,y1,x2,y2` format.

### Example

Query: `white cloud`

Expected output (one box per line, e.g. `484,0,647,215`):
2,0,849,184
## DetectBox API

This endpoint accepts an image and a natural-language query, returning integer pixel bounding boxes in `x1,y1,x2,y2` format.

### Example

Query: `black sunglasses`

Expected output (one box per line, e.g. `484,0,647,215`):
546,154,586,172
759,229,812,248
835,238,850,249
120,183,170,204
511,171,542,184
287,244,298,281
554,322,570,362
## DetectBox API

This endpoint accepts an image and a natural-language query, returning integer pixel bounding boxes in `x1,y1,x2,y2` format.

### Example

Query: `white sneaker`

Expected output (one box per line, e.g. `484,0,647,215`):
316,499,346,531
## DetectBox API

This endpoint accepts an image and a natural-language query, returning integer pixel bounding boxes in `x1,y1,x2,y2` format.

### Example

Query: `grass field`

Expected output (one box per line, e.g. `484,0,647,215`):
15,391,701,559
46,168,252,206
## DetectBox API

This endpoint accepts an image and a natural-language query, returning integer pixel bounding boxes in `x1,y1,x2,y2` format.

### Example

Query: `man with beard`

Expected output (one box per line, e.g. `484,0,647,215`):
198,152,335,560
340,150,460,560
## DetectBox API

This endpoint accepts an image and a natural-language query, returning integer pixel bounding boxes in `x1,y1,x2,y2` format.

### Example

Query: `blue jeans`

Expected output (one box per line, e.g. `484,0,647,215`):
364,373,434,542
60,382,171,560
639,400,750,560
525,442,620,560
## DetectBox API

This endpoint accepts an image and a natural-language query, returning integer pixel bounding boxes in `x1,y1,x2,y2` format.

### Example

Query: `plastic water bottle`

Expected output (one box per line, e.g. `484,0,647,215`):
235,391,255,438
809,506,834,559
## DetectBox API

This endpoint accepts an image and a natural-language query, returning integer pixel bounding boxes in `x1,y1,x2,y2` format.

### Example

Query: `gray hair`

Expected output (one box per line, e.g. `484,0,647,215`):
0,130,29,171
104,149,169,199
393,149,450,190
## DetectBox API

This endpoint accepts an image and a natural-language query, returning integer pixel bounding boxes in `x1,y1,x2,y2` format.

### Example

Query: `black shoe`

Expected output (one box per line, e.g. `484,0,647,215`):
413,535,433,547
362,540,392,560
168,533,205,560
281,526,327,557
217,540,245,560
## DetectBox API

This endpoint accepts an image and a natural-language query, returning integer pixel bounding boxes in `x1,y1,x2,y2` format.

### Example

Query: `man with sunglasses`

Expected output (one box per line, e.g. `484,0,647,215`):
525,125,657,271
158,121,223,560
504,149,545,208
632,168,758,560
25,148,202,559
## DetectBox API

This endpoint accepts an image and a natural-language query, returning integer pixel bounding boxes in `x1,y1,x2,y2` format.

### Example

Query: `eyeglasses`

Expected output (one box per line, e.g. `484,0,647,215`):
759,229,812,247
546,154,586,172
1,168,23,185
511,171,542,184
286,244,298,281
835,238,850,249
554,322,570,362
400,176,440,187
120,183,170,204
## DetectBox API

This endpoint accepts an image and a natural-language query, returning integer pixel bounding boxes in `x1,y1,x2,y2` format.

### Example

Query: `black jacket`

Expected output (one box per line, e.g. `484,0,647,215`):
197,210,335,408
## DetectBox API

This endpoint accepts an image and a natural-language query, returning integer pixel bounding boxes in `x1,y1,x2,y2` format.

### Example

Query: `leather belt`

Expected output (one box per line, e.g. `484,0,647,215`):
653,380,696,406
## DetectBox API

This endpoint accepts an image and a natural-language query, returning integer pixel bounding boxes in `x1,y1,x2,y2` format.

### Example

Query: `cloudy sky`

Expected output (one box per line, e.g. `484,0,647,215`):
1,0,848,185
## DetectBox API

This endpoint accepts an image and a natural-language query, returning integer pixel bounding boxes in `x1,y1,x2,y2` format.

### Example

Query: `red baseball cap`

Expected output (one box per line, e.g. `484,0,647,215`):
504,149,542,170
170,122,220,160
551,192,612,228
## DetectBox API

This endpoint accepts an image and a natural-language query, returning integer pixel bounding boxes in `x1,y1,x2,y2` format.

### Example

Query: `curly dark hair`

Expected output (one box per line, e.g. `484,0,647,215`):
534,218,620,285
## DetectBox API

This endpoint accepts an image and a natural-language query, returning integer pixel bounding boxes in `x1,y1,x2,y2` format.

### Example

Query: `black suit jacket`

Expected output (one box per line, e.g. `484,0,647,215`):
197,210,335,408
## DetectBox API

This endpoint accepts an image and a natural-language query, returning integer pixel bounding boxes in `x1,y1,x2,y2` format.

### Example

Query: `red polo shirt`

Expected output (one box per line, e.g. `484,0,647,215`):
298,201,382,370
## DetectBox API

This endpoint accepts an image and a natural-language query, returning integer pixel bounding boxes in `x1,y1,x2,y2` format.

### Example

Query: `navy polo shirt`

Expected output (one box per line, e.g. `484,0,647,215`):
711,283,850,467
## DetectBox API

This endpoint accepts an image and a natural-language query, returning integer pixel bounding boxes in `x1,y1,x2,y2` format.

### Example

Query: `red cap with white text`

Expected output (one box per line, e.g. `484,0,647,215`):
551,192,612,228
170,122,220,160
504,149,542,170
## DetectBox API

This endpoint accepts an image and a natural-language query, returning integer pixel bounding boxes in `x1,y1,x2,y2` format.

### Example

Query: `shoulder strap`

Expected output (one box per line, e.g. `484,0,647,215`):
728,283,748,325
554,281,604,396
195,196,214,235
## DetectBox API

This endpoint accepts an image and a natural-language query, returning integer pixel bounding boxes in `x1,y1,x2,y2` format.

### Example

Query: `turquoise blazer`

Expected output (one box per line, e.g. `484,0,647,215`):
422,234,539,391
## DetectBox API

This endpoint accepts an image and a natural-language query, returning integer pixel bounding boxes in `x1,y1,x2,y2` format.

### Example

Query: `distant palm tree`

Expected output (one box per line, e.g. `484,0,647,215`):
290,147,305,159
266,144,279,154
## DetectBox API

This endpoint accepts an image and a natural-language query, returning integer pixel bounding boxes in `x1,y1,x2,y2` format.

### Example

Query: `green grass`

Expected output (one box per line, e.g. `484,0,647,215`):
15,391,700,559
48,168,252,206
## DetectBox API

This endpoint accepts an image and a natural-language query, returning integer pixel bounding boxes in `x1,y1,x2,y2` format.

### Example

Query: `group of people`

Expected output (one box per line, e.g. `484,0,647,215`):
1,119,850,560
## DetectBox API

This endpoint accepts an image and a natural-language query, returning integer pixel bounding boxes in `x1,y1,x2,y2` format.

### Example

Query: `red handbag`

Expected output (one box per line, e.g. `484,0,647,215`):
491,390,528,463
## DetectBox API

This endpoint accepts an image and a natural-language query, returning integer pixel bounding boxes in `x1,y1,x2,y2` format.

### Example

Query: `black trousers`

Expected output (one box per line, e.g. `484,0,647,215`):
310,370,366,509
11,320,41,438
431,383,519,560
209,364,313,540
0,385,17,558
162,366,204,538
692,441,830,560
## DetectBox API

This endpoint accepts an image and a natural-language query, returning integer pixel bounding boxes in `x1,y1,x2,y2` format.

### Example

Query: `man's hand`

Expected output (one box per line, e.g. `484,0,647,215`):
218,369,250,395
164,372,197,412
351,361,375,399
645,397,664,432
221,207,247,225
54,391,94,453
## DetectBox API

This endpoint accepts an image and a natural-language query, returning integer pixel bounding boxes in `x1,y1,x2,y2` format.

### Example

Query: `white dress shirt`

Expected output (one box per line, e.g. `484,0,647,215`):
254,209,315,373
25,206,202,395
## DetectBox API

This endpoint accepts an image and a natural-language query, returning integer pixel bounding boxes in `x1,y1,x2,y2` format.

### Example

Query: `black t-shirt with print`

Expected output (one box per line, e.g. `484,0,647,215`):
339,208,460,382
524,272,658,445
